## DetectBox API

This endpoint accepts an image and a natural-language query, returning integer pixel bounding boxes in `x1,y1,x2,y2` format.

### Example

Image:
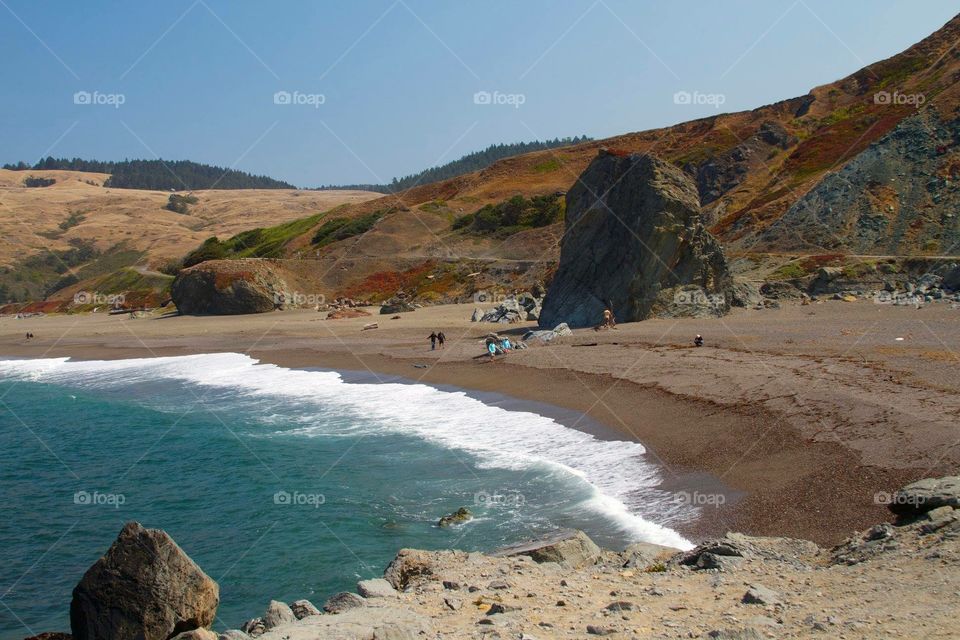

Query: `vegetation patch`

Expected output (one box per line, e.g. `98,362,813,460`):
311,210,386,247
532,158,562,173
165,193,198,214
452,194,563,237
23,176,56,188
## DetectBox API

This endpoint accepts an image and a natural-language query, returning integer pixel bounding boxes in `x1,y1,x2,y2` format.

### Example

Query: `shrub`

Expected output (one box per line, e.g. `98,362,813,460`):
165,193,199,214
312,211,383,247
24,176,55,187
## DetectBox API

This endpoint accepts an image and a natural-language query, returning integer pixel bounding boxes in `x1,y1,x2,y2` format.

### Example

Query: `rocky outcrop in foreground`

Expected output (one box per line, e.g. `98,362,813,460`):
69,522,219,640
540,150,733,329
171,260,289,315
39,477,960,639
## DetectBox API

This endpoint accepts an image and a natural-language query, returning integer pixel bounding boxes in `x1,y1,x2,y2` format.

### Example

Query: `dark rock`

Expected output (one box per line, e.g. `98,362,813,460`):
23,635,72,640
323,591,366,614
171,260,288,315
380,300,415,315
438,507,472,527
486,603,520,615
889,476,960,516
708,629,764,640
605,601,636,611
70,522,219,640
539,151,732,329
492,529,601,568
442,580,461,590
586,625,617,636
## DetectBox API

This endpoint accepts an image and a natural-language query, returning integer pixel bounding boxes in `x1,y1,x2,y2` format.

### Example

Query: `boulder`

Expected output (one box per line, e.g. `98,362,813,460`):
621,541,681,569
742,584,782,606
70,522,219,640
491,529,601,568
323,591,367,614
262,601,295,630
539,150,732,328
380,300,415,315
289,599,321,619
170,631,217,640
730,282,763,307
480,298,524,323
171,260,289,315
438,507,472,527
357,578,398,599
888,476,960,517
383,549,436,591
943,264,960,291
470,307,484,322
240,619,264,637
218,631,250,640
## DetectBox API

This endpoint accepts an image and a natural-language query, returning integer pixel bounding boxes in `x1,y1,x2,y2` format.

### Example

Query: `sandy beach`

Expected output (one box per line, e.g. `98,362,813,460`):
1,300,957,546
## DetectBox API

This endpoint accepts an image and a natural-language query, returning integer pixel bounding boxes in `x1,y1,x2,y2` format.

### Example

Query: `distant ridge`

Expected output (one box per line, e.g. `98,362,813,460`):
313,136,592,194
2,157,295,190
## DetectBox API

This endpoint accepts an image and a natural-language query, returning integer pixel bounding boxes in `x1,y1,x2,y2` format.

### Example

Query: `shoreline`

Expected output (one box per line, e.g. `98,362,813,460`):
1,300,956,546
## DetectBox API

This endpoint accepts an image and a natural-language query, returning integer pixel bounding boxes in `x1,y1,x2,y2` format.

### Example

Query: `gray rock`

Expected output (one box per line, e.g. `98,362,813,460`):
240,618,264,637
742,584,782,606
290,599,321,619
586,624,617,636
539,150,732,329
263,600,295,630
730,281,763,307
357,578,397,599
443,596,462,611
323,591,367,614
380,301,415,315
889,476,960,516
605,601,636,611
218,631,250,640
492,529,601,569
621,541,680,569
382,549,434,591
944,265,960,291
470,307,484,322
70,522,219,640
919,506,958,533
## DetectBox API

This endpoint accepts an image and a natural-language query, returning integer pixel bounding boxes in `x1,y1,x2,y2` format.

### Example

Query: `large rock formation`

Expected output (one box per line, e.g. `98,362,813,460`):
171,259,289,315
70,522,219,640
539,150,732,328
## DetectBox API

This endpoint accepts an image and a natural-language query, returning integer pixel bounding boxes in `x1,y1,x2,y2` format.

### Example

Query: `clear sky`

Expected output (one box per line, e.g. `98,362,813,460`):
1,1,956,187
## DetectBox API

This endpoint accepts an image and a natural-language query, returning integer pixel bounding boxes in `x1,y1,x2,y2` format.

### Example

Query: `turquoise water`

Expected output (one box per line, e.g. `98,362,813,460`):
0,354,692,637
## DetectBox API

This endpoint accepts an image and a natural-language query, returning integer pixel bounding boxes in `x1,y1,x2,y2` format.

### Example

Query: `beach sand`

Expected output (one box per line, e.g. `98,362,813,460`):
1,300,957,546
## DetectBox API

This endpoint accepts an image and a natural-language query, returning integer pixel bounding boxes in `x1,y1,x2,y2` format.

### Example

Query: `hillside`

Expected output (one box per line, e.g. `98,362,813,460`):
195,12,960,304
0,169,378,304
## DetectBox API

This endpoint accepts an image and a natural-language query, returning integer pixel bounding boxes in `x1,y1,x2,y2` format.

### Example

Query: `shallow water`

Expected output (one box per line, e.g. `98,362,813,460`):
0,353,694,636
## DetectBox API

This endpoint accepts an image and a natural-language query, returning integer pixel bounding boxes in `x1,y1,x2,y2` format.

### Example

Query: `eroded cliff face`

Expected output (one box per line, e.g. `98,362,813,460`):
539,150,732,329
171,260,289,315
759,111,960,254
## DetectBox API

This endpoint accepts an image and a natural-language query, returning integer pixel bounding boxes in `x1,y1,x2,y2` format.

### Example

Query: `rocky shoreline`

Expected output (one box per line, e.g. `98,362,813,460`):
30,477,960,640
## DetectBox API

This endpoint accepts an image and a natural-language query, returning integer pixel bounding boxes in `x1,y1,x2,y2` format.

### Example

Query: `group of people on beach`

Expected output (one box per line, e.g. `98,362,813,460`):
428,331,445,350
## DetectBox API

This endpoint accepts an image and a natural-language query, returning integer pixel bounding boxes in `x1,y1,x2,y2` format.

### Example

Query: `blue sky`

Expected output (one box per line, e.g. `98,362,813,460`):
1,1,956,187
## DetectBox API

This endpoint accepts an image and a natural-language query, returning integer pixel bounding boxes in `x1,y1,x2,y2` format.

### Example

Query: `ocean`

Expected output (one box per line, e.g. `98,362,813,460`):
0,353,693,637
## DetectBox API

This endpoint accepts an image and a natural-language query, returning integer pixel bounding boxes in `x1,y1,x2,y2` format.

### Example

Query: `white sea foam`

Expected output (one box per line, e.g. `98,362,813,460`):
0,353,693,549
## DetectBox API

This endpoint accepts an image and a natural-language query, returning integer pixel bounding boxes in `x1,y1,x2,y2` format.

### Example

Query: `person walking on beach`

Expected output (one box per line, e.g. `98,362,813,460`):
437,331,445,348
428,331,438,350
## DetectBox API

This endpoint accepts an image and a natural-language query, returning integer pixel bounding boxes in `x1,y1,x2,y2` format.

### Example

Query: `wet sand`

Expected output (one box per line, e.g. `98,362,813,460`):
1,300,957,545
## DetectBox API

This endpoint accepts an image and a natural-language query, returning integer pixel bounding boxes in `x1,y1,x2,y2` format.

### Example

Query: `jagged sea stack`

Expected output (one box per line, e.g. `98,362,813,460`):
539,150,732,328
